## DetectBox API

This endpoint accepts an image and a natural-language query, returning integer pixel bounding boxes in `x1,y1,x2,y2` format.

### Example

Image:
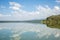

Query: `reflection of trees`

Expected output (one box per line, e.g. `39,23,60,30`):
46,23,60,29
20,31,40,40
0,29,12,40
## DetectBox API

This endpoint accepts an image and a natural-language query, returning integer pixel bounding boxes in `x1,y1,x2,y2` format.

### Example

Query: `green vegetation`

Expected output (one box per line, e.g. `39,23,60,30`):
42,15,60,29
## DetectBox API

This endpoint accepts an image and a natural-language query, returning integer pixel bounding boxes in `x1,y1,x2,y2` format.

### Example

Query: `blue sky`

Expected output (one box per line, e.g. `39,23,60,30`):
0,0,59,11
0,0,60,20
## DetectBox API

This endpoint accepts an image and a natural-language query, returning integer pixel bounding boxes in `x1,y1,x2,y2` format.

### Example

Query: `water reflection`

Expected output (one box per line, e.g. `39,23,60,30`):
0,29,12,40
20,31,39,40
0,23,60,40
40,33,60,40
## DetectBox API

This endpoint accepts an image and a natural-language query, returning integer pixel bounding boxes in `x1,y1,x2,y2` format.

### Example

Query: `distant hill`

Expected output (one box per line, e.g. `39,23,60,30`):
0,20,42,24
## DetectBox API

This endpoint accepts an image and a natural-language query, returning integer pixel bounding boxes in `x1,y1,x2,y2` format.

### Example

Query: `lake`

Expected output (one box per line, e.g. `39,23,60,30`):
0,23,60,40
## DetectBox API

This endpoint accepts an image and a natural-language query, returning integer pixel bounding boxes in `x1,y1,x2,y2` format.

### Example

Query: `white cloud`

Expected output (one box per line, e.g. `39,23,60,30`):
0,2,60,20
36,5,51,18
56,0,60,3
8,2,60,19
0,14,2,16
36,5,60,17
0,13,11,17
9,2,22,10
54,6,60,10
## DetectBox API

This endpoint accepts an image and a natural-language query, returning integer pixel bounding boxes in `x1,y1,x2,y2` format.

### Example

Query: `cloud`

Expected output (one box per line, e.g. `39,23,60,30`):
0,2,60,20
54,6,60,10
0,14,11,17
9,2,22,10
36,5,60,18
0,14,2,16
56,0,60,3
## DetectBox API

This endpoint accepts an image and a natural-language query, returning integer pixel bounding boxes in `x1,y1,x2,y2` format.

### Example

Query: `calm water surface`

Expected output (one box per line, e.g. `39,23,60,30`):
0,23,60,40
